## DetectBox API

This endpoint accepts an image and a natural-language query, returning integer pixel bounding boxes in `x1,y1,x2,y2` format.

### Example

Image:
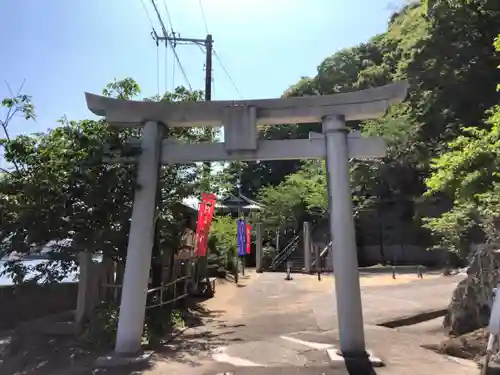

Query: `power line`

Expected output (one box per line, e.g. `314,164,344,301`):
164,42,169,94
159,1,172,93
141,0,161,96
158,35,208,93
198,0,210,34
162,0,174,33
169,45,192,91
171,51,176,91
213,49,243,99
149,0,193,91
195,1,241,100
140,0,155,28
156,46,160,96
150,0,169,39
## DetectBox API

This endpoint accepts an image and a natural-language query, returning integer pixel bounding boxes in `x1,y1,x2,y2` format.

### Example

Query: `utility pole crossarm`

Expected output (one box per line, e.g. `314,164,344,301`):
155,35,207,44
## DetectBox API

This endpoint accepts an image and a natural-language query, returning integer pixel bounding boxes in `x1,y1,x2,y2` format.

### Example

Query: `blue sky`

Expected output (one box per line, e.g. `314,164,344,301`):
0,0,406,139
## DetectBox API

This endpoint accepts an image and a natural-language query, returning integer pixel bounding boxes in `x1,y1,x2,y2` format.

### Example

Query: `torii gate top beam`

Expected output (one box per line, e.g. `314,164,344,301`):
85,81,408,128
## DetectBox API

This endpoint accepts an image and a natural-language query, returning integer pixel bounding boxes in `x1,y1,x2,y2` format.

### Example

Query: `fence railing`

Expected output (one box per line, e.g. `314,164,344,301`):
311,241,332,268
146,275,191,310
100,274,192,310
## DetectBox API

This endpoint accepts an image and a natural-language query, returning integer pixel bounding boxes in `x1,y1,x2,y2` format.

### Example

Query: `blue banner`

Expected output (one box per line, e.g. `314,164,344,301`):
237,219,246,256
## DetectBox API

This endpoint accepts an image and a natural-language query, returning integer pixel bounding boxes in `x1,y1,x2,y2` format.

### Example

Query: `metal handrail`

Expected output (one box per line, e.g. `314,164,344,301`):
269,223,325,270
271,237,297,264
271,235,300,269
277,235,300,258
101,274,192,310
146,274,192,309
271,235,299,265
147,275,191,293
311,241,332,267
146,292,189,310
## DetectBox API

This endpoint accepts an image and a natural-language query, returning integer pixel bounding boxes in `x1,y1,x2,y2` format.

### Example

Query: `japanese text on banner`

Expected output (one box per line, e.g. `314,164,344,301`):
245,224,252,254
237,219,246,256
195,193,217,256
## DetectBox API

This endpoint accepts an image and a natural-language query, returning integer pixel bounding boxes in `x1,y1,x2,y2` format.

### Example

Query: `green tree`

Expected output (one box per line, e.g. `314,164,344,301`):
0,78,218,283
422,33,500,257
237,1,500,259
209,215,238,271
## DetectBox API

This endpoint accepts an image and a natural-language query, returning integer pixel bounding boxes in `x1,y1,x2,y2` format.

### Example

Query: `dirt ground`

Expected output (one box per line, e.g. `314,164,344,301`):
201,270,258,318
294,272,440,293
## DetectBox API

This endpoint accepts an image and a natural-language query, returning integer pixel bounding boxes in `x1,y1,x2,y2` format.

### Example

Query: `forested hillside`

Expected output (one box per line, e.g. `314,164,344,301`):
241,0,500,260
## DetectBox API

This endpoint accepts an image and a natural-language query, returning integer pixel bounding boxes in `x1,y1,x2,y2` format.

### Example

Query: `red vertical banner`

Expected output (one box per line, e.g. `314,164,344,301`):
195,193,217,256
245,224,252,254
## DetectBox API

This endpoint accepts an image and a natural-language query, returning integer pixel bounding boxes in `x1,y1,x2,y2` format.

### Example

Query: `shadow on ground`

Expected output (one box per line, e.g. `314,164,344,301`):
344,358,378,375
0,327,158,375
151,299,247,368
0,328,155,375
0,298,243,375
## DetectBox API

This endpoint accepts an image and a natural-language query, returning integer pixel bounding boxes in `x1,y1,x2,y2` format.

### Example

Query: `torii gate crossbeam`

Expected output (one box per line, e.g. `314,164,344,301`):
85,81,408,363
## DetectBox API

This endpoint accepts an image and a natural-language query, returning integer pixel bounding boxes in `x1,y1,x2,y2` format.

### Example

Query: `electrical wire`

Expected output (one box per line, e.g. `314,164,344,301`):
149,0,192,91
212,73,215,98
213,49,243,99
150,0,169,41
160,1,172,93
164,43,168,95
172,50,176,91
162,0,175,33
171,47,192,91
140,0,156,28
141,0,161,96
198,0,210,34
157,45,160,96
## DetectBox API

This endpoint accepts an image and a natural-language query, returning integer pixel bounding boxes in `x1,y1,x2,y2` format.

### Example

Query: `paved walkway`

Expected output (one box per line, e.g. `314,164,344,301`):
144,271,476,375
0,271,472,375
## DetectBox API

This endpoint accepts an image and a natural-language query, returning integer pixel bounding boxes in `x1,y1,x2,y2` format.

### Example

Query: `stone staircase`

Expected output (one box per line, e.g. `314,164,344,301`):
270,234,303,271
270,229,332,272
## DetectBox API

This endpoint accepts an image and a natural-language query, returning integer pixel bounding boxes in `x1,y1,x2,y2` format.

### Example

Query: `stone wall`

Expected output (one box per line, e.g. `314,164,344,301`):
359,245,448,266
310,198,450,267
0,282,78,330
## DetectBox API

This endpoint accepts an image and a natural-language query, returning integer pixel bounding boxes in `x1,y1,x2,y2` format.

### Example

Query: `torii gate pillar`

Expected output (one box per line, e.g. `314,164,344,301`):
323,115,366,355
115,121,163,354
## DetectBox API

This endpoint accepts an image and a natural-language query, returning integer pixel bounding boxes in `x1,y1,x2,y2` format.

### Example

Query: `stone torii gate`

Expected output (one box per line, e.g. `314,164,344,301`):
85,81,408,361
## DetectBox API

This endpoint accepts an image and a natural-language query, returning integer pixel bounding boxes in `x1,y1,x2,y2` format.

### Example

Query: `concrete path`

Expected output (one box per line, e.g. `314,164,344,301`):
310,273,462,328
146,271,475,375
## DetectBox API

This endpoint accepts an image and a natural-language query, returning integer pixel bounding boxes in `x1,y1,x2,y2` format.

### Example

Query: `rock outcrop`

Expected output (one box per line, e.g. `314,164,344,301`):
444,247,500,336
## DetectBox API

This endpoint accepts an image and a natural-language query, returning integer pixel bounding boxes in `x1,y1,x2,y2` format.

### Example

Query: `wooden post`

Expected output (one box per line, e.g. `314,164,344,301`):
75,252,100,331
315,245,321,281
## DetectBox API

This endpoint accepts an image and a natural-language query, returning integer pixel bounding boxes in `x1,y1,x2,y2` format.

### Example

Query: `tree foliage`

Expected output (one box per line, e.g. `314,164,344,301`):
0,78,216,283
209,215,238,267
238,0,500,258
422,31,500,257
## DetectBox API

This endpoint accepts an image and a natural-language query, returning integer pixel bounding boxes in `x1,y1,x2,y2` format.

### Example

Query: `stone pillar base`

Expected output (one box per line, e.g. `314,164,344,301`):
326,348,384,367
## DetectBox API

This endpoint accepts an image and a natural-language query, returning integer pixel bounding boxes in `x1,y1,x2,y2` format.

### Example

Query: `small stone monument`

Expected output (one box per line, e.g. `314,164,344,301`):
285,260,293,281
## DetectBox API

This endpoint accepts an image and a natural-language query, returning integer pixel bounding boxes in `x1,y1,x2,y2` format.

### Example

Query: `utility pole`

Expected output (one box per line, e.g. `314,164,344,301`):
149,0,213,98
152,31,214,289
148,0,215,289
153,33,213,101
204,34,213,101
